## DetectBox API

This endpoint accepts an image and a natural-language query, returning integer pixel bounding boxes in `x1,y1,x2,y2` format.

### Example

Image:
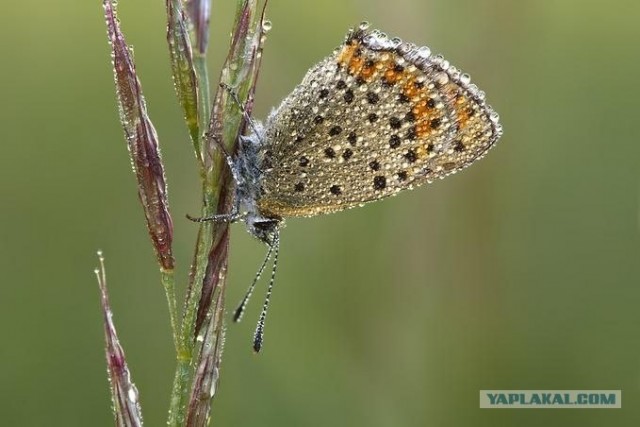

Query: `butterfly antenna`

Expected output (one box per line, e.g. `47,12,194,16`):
253,233,280,353
233,241,275,323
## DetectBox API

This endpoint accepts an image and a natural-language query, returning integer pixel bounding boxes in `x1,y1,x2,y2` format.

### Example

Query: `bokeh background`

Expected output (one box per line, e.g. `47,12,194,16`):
2,0,639,426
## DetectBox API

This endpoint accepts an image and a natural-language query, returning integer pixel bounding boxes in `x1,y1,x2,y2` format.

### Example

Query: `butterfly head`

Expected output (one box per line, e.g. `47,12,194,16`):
245,212,281,246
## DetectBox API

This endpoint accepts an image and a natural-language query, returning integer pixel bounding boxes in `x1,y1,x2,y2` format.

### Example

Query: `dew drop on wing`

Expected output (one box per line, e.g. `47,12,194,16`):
417,46,431,59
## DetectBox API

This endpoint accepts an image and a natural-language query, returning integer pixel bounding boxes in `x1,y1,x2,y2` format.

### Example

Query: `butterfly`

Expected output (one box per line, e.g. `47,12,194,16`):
192,23,502,351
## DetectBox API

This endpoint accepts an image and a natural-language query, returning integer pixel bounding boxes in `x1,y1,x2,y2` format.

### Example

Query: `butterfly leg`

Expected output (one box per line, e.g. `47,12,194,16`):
186,210,244,223
204,131,245,187
219,83,263,142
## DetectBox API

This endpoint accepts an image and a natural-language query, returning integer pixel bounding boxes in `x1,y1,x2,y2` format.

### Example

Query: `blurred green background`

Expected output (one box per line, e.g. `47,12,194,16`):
1,0,639,425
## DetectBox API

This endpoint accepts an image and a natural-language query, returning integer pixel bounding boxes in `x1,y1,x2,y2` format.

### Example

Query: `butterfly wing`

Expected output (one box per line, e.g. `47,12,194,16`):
256,25,502,218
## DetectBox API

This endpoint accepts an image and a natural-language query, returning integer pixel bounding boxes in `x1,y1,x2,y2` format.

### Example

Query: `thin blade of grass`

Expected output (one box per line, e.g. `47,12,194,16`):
95,252,144,427
185,0,212,55
184,0,213,157
104,0,178,350
185,289,225,426
195,0,270,334
104,0,175,273
184,2,269,423
166,0,201,160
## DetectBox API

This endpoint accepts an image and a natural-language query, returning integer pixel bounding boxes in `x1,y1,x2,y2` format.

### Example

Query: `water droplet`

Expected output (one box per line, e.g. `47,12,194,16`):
128,385,139,403
398,43,411,54
416,46,430,60
434,71,449,86
359,21,370,30
460,73,471,84
209,367,219,396
262,20,272,32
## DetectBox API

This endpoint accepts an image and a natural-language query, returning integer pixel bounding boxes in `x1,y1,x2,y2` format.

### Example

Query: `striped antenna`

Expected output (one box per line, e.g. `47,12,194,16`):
252,233,280,353
233,240,275,323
